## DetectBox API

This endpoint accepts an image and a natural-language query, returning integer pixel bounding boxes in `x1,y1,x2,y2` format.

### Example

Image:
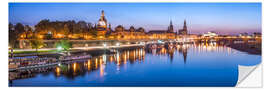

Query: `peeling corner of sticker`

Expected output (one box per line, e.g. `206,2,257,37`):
236,64,262,87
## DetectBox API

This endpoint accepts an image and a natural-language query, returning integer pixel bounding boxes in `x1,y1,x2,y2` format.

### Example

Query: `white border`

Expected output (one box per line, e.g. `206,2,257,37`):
3,0,270,90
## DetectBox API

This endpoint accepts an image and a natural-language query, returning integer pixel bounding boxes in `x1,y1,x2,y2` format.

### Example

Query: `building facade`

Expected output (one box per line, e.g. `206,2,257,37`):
20,10,191,41
97,10,108,39
178,20,188,35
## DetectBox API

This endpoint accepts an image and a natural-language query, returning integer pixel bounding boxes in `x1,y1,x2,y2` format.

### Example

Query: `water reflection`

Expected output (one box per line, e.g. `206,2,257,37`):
48,48,146,79
10,43,261,86
13,43,236,80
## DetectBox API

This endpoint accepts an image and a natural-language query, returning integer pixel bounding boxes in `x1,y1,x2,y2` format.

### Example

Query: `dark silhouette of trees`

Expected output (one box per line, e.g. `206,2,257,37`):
34,19,96,39
9,23,27,48
24,25,33,39
14,23,25,35
9,23,16,48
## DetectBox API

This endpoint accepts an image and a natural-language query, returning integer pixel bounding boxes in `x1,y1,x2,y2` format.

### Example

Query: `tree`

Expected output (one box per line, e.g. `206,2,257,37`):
24,25,33,39
9,23,26,48
14,23,25,35
55,39,72,51
9,23,16,48
30,36,45,55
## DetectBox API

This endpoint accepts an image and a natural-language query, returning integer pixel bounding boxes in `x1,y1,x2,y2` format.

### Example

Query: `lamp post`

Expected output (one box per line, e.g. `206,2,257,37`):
57,46,63,52
9,46,13,58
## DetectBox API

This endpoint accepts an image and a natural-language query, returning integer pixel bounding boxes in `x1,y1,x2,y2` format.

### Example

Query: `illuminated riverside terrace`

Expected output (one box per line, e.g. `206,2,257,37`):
9,43,261,86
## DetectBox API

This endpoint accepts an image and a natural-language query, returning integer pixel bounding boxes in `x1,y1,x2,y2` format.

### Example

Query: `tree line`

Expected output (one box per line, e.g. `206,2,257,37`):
9,19,98,48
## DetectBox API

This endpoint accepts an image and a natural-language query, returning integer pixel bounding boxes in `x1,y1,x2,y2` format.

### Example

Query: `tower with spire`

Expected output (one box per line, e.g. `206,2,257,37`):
183,19,187,33
97,10,107,29
96,10,108,38
168,20,174,33
178,19,188,35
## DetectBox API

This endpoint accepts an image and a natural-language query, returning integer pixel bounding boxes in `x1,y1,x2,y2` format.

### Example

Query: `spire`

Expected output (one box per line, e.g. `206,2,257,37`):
99,10,106,22
101,10,105,17
108,23,112,31
184,19,186,25
168,20,173,33
183,19,187,31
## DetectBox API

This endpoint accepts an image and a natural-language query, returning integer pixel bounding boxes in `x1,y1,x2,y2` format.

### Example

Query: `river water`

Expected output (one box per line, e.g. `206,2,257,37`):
10,43,261,87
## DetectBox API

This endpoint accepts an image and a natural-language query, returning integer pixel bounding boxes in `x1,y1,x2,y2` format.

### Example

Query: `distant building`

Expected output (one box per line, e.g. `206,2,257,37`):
239,32,249,37
202,31,218,37
167,20,174,33
178,20,188,35
109,25,146,40
253,32,262,37
97,10,108,39
148,30,169,39
148,20,176,39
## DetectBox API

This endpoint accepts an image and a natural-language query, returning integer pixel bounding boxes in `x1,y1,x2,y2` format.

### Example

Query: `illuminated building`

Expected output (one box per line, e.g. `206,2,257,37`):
178,19,188,35
97,10,108,39
109,25,147,40
168,20,174,33
203,31,218,38
148,20,176,40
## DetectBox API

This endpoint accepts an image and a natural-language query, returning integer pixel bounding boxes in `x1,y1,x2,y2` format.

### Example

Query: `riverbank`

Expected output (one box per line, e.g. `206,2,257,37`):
9,44,145,57
227,43,261,55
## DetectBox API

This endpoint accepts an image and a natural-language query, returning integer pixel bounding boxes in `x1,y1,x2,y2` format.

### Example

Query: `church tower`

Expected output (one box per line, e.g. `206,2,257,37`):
178,19,188,35
168,20,174,33
183,19,187,33
97,10,107,29
97,10,108,39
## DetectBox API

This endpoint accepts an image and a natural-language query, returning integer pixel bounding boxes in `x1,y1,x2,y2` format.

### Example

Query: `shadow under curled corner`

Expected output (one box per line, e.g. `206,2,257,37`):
236,64,262,87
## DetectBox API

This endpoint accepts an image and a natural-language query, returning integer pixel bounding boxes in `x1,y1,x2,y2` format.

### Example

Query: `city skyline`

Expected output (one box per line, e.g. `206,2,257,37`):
9,3,261,34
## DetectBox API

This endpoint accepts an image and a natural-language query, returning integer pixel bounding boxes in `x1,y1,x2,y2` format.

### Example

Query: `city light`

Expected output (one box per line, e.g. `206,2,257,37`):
103,43,107,48
116,42,120,46
57,46,63,51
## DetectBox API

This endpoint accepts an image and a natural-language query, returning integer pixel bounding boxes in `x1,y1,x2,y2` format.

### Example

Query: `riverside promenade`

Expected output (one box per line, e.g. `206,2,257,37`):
10,44,145,57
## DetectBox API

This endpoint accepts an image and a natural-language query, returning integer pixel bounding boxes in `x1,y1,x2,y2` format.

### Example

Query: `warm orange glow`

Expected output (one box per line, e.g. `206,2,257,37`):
56,67,61,76
73,63,77,72
87,60,91,70
38,35,43,39
95,58,98,69
110,56,113,62
55,33,65,38
99,64,104,77
99,59,103,65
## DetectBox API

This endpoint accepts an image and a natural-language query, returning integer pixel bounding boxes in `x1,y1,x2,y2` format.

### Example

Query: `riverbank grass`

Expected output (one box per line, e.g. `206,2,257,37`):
8,50,58,54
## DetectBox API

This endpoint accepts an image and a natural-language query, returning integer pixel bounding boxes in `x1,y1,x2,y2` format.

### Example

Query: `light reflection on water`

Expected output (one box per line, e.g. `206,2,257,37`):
10,43,261,87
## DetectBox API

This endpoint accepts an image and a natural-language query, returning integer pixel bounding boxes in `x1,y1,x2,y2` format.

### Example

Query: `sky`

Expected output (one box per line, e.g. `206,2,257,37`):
9,3,261,35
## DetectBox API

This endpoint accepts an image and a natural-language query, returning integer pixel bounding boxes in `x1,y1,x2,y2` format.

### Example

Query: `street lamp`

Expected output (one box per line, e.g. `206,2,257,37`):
57,46,63,51
116,42,120,46
103,43,107,48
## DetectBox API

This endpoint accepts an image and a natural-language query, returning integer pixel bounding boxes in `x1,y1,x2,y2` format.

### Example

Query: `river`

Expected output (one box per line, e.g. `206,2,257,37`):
9,43,261,87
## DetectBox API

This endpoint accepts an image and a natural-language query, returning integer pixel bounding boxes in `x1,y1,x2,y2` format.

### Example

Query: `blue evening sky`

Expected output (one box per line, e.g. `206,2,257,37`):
9,3,261,34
